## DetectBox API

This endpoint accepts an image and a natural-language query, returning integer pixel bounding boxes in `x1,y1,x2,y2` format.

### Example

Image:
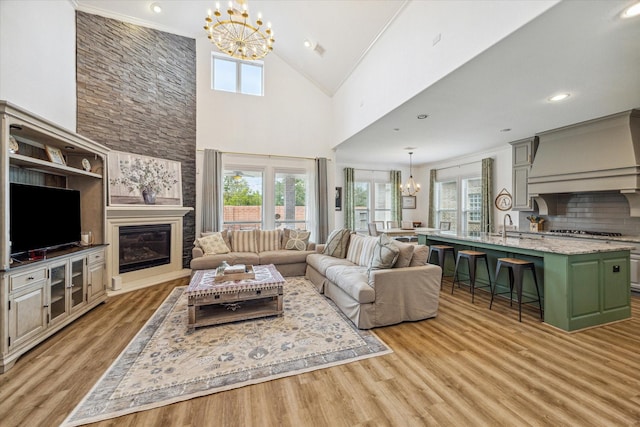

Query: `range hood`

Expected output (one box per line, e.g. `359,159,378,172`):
528,109,640,216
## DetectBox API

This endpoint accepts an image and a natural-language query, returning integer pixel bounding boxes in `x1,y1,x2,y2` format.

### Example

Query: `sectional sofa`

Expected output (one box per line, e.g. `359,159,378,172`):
306,230,442,329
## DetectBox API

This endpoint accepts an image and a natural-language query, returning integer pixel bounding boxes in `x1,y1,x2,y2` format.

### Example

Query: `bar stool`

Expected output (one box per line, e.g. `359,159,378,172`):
490,258,543,322
452,250,492,303
428,245,455,288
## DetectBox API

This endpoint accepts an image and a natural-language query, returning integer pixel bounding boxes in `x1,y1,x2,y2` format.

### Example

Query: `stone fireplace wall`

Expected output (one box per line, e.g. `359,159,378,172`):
75,11,196,268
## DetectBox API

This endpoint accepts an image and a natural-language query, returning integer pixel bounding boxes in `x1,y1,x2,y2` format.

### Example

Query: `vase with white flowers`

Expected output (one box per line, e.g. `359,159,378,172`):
110,157,178,205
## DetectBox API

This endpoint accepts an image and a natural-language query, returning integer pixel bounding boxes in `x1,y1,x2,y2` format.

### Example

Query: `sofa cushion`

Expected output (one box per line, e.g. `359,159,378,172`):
323,228,351,258
260,249,314,265
391,239,415,268
231,230,257,253
306,253,356,276
284,229,311,251
346,234,378,267
197,232,230,255
369,234,399,270
325,265,375,304
257,229,281,252
410,245,430,266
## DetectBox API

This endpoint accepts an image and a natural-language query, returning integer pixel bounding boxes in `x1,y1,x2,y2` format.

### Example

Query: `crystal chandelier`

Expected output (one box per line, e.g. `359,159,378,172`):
204,1,275,60
402,152,421,196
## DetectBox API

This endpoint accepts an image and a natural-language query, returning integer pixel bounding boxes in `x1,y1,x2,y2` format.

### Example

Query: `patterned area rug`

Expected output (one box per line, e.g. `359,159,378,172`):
62,277,392,426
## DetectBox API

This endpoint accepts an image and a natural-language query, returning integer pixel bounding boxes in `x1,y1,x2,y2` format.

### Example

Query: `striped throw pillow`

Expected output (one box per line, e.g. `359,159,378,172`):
346,234,378,267
257,229,281,252
231,230,257,253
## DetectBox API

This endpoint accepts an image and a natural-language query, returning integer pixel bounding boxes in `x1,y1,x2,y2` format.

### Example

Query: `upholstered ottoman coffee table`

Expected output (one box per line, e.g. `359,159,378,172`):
186,263,285,332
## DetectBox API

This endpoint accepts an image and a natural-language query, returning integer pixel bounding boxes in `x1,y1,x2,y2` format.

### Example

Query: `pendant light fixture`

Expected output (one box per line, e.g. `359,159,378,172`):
402,151,421,196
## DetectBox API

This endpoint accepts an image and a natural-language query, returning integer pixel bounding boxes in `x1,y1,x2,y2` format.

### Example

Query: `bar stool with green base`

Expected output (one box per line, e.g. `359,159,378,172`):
490,257,543,321
452,250,492,303
427,245,455,288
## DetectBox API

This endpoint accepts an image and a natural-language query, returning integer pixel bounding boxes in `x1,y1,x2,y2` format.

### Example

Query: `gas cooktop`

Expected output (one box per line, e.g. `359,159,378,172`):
549,229,623,237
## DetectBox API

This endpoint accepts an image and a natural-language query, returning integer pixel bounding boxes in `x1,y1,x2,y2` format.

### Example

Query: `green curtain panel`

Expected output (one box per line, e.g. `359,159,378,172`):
390,170,402,223
481,157,494,233
344,167,355,230
428,169,436,228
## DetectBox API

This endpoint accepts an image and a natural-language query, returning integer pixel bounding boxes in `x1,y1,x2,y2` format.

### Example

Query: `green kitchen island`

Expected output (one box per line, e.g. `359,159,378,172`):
417,231,634,332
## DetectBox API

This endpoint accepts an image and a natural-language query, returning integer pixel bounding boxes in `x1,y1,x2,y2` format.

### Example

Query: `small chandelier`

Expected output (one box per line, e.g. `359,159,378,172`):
402,152,421,196
204,1,275,60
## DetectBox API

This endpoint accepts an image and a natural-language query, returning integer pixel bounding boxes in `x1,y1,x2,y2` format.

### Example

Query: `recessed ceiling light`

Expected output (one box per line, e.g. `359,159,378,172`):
548,93,570,102
304,39,314,49
500,128,512,132
622,2,640,18
417,114,429,120
150,2,162,14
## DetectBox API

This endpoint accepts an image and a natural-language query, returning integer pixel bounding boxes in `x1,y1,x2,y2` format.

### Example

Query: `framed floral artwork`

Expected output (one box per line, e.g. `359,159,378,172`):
108,151,182,206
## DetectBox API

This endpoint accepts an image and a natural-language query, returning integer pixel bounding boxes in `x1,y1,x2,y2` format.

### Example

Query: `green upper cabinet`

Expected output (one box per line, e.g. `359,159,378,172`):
510,136,539,211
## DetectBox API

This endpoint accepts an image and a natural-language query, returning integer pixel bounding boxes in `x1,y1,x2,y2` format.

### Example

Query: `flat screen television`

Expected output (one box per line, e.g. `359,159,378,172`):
10,183,81,256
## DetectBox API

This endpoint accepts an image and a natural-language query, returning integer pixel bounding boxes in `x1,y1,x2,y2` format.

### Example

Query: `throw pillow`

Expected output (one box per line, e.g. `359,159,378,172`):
284,229,311,251
346,234,378,267
369,234,400,270
231,230,257,252
196,232,230,255
258,229,281,252
391,239,415,268
323,228,351,258
410,245,430,266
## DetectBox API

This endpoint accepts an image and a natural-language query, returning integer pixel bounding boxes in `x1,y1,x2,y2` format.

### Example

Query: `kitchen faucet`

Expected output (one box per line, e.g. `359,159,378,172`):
502,213,513,238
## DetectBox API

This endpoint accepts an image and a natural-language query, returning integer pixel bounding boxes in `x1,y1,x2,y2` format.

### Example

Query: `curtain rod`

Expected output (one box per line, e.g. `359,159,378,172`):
354,168,396,173
435,159,481,172
196,148,330,162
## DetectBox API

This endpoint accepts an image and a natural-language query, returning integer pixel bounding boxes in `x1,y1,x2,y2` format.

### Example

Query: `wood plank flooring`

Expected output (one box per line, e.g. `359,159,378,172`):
1,278,639,427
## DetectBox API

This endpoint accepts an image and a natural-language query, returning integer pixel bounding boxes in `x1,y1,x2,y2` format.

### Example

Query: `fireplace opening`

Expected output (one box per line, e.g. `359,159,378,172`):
119,224,171,274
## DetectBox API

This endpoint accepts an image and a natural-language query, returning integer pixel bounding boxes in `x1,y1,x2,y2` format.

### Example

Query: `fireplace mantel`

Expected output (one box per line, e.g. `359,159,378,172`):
106,206,193,218
106,206,193,295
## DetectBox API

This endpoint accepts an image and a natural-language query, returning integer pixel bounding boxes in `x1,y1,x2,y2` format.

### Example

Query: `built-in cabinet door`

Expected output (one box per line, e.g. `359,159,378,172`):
510,137,539,211
87,249,106,303
8,282,47,350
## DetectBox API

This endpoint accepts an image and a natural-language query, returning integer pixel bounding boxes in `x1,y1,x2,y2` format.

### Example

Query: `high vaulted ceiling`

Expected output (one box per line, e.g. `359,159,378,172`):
75,1,640,167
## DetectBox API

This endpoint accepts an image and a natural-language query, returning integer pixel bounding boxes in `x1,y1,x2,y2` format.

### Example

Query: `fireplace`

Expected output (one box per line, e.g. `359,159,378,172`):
106,206,192,294
119,224,171,274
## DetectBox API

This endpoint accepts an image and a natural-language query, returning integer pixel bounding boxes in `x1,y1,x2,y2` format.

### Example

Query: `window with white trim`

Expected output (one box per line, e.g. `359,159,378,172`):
434,164,481,233
212,54,264,96
354,170,392,233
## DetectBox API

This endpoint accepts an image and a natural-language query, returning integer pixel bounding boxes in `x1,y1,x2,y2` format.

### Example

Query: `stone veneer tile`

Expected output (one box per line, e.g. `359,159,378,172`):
76,12,196,268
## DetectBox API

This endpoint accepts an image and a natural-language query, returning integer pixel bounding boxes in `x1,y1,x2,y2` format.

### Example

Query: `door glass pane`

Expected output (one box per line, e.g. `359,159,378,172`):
240,63,263,96
71,259,84,308
274,171,307,230
213,57,237,92
437,181,458,231
373,182,392,223
354,181,369,231
50,264,66,321
463,178,482,233
223,170,263,230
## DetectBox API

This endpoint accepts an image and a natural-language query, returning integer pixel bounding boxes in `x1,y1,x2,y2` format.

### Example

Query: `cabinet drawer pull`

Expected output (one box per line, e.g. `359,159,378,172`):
27,276,34,280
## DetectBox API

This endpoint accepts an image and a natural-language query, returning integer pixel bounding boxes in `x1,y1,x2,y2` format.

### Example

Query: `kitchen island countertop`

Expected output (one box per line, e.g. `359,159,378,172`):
415,230,636,255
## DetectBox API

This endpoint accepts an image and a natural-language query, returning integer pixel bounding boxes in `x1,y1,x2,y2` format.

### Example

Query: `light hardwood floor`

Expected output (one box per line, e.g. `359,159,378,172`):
1,277,639,427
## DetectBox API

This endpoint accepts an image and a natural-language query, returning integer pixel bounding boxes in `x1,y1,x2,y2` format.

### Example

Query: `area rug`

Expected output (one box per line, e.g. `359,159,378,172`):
62,276,392,426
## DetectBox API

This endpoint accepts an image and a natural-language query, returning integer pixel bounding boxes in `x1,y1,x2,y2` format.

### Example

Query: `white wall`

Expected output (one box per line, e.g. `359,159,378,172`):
332,0,559,146
423,144,512,231
0,0,77,130
195,38,337,234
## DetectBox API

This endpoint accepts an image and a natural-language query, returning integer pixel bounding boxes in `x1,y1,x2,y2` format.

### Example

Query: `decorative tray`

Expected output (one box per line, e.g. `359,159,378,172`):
214,265,255,282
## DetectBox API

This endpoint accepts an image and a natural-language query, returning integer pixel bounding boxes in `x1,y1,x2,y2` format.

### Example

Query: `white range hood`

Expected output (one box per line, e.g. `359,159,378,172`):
528,109,640,215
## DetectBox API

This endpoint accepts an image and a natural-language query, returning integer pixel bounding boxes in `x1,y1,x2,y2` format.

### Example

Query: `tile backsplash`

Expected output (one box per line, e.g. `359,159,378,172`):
516,192,640,236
